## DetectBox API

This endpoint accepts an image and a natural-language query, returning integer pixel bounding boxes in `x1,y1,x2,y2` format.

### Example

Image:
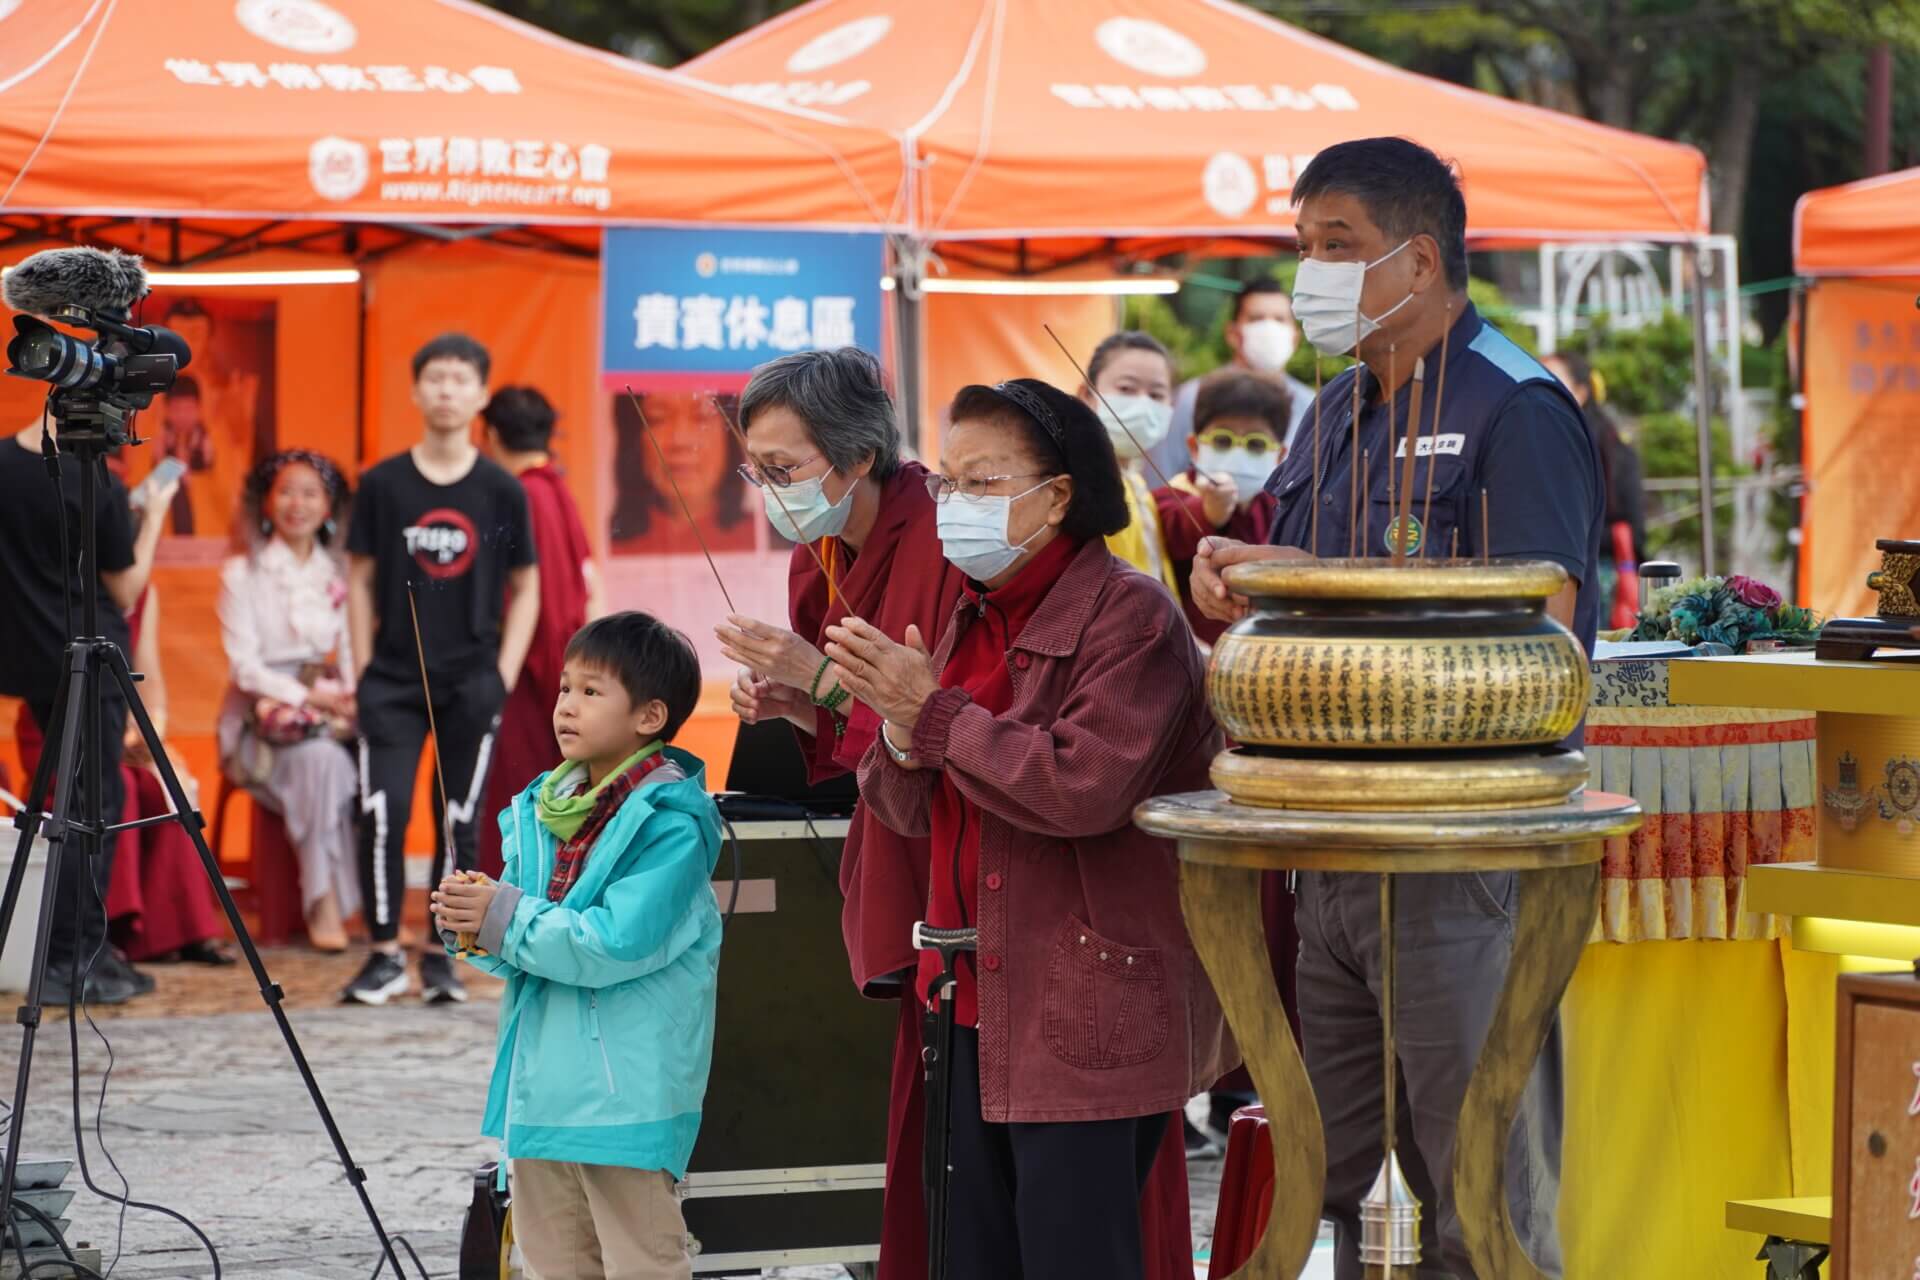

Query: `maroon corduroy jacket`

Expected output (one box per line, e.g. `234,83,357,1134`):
859,538,1236,1123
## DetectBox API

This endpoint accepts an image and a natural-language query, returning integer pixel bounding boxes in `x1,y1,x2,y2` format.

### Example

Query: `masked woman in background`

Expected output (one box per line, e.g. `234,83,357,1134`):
1078,331,1181,598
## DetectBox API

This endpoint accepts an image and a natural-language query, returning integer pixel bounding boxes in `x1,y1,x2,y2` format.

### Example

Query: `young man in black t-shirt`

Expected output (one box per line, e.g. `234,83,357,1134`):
343,334,540,1006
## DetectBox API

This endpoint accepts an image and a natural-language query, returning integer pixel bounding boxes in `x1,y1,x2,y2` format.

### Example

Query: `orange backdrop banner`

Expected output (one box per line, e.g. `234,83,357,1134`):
1799,277,1920,618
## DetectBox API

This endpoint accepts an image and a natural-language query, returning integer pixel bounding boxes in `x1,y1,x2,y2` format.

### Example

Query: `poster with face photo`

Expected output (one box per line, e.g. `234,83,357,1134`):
608,390,755,558
598,227,884,671
124,294,278,552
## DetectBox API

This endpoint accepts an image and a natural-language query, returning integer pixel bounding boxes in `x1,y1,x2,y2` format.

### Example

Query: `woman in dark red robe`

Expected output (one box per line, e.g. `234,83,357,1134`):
716,350,1197,1280
476,387,597,877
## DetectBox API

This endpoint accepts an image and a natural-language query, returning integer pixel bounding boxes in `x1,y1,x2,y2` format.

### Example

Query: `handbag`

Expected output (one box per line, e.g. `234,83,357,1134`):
224,663,355,789
458,1161,512,1280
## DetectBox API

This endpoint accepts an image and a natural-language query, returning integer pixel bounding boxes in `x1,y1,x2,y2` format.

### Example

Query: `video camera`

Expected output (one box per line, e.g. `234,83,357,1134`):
2,246,192,445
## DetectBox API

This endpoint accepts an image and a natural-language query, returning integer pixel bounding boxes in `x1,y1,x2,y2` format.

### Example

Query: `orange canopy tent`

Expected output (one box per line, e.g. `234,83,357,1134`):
1794,168,1920,279
1791,168,1920,615
0,0,901,234
686,0,1717,502
0,0,911,853
685,0,1708,254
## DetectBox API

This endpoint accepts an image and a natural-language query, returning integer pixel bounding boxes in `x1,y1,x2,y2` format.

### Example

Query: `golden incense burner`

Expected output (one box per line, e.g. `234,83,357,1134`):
1207,559,1591,811
1139,556,1641,1280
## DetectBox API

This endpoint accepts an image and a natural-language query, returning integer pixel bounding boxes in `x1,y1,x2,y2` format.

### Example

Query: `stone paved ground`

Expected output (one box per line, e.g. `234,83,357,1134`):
0,954,1227,1279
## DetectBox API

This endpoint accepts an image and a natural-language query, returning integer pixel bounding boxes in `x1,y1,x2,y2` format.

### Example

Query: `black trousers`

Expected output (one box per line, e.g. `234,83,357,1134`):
354,663,504,944
24,688,127,974
937,1024,1169,1280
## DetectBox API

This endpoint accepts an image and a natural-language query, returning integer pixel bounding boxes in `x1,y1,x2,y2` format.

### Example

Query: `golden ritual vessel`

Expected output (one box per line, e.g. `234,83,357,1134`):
1138,556,1641,1280
1207,559,1592,811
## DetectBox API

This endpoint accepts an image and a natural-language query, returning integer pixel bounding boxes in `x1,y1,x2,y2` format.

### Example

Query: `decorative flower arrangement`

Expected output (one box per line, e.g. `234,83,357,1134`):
1627,574,1820,653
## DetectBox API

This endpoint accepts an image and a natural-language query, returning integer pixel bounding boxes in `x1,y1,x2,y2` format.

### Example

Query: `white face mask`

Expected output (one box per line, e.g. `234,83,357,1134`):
1093,394,1172,459
1291,239,1414,357
1196,445,1276,503
935,479,1054,582
762,470,855,543
1239,318,1297,373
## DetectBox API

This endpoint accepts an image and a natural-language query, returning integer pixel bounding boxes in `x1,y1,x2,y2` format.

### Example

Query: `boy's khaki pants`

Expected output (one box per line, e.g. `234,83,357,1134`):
512,1160,692,1280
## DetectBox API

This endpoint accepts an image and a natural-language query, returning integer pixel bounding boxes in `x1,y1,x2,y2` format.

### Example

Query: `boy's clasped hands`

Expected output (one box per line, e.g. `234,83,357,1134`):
431,870,500,936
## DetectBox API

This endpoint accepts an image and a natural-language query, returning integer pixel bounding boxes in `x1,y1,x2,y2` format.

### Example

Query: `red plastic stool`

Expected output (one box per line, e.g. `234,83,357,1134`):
1208,1104,1276,1279
212,779,306,947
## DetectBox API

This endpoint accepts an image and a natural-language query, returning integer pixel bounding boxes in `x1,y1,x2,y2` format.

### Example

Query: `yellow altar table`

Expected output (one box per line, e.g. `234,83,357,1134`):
1661,651,1920,1268
1560,654,1821,1279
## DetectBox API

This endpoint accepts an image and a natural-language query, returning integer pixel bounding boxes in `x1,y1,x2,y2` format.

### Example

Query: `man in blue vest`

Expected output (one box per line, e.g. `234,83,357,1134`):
1193,136,1603,1278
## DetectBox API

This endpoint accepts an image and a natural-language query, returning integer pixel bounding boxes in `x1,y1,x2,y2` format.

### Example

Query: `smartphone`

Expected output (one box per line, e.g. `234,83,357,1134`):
149,456,188,487
129,455,188,510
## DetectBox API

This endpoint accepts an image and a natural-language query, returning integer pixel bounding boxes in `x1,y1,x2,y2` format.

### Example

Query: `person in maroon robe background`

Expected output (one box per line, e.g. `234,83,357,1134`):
717,350,1199,1280
476,386,601,877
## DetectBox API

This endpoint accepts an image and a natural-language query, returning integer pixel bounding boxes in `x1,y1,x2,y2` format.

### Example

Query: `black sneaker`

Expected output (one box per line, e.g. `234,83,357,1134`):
1183,1116,1222,1159
341,951,410,1006
420,952,467,1005
42,962,136,1009
98,950,157,997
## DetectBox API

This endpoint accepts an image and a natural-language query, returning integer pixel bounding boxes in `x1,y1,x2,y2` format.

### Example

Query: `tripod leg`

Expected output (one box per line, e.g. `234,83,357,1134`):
0,644,95,1243
104,648,407,1275
0,659,72,956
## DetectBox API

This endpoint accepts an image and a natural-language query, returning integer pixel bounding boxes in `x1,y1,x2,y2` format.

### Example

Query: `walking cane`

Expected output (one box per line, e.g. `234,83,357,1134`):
915,920,978,1280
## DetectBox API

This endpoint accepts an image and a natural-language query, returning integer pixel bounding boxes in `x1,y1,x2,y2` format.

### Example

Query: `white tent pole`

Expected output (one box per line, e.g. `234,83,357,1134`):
1688,241,1718,574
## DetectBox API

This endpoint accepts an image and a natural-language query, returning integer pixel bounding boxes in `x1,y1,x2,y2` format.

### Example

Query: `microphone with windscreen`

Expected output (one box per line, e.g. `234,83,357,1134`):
4,247,190,414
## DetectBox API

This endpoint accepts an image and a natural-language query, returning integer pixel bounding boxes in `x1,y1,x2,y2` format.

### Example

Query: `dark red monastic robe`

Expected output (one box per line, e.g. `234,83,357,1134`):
478,463,590,877
788,462,1194,1280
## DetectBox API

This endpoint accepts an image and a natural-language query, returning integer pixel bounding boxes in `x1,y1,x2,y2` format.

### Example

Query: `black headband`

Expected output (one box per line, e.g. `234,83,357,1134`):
990,380,1065,446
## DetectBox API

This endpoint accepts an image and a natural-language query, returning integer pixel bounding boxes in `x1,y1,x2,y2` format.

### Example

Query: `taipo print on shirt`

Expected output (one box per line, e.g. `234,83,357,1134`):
404,507,477,579
1395,433,1466,459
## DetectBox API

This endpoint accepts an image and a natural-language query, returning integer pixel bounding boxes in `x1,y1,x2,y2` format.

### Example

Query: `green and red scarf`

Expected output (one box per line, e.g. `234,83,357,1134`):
537,742,669,904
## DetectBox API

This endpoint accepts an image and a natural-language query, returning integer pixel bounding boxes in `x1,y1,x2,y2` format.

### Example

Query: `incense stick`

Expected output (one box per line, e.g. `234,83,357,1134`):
1451,527,1460,561
406,584,457,868
1393,358,1425,567
1348,364,1364,559
1481,488,1491,566
1383,346,1397,557
1420,304,1453,557
711,393,834,586
1360,448,1370,555
1040,323,1209,541
1309,360,1323,559
625,385,736,613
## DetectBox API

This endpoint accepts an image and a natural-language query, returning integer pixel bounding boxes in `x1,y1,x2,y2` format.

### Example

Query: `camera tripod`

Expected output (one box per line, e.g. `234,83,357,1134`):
0,398,406,1274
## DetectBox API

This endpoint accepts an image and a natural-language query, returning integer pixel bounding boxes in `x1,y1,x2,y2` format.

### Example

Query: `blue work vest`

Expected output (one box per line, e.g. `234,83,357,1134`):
1267,304,1599,614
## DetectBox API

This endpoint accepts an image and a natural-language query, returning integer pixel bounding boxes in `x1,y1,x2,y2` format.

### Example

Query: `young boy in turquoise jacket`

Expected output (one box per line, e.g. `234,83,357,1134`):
431,611,721,1280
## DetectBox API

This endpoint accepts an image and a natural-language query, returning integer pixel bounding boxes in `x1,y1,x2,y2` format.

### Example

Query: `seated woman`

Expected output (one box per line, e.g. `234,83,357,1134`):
108,586,230,965
216,450,361,952
825,378,1233,1279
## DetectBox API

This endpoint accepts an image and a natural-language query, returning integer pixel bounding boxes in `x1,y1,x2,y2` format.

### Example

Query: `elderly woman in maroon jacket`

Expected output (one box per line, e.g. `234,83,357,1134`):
826,378,1234,1279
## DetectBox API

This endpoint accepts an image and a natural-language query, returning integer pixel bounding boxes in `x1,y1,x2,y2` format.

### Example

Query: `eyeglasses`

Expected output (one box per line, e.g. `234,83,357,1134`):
1196,430,1279,456
736,453,824,489
924,473,1056,504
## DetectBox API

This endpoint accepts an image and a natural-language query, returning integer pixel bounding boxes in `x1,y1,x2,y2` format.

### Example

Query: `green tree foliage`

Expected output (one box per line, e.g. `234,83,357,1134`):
481,0,804,64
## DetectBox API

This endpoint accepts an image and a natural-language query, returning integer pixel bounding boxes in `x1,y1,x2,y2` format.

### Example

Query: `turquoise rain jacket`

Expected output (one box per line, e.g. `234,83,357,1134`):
458,747,722,1178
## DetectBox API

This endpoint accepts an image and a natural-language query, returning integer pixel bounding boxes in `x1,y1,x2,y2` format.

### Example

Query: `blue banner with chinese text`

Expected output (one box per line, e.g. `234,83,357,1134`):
600,226,885,389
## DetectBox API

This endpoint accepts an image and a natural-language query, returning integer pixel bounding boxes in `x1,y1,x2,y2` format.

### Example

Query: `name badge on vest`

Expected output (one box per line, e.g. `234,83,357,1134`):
1395,433,1465,459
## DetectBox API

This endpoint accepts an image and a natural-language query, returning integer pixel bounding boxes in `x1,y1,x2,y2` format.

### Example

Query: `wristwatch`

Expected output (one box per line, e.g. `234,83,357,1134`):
881,720,914,764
